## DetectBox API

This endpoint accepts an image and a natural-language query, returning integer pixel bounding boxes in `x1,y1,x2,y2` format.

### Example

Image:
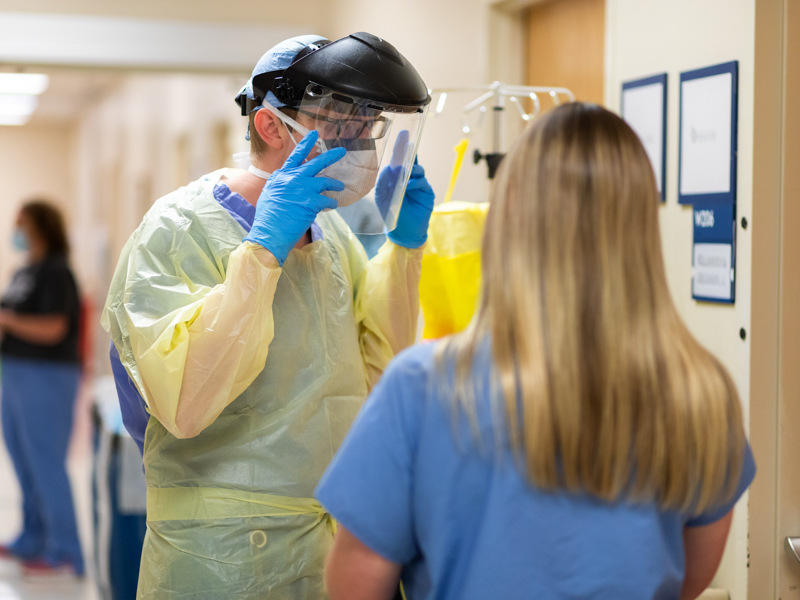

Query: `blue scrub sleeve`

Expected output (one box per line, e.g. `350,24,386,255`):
315,350,425,565
109,341,149,456
685,441,756,527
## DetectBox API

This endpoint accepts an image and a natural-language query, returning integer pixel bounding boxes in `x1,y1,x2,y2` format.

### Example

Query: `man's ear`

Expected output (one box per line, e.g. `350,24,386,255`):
253,109,286,150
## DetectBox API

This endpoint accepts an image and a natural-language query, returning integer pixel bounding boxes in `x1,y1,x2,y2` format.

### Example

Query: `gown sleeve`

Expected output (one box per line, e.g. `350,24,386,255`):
346,234,423,389
103,194,282,440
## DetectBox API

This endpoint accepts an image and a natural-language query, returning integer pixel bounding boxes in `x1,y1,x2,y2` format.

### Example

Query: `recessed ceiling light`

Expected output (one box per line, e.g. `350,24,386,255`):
0,114,30,126
0,94,39,116
0,73,49,95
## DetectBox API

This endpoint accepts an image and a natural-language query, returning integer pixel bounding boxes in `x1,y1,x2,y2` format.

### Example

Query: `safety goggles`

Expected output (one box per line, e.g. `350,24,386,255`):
287,108,390,141
257,83,429,235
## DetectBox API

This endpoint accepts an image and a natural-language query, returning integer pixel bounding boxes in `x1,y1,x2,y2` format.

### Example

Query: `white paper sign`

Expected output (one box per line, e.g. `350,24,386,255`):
622,83,664,192
693,243,733,300
680,73,733,195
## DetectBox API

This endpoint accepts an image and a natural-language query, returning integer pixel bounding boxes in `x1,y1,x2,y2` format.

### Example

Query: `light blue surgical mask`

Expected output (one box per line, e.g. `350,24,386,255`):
12,229,29,252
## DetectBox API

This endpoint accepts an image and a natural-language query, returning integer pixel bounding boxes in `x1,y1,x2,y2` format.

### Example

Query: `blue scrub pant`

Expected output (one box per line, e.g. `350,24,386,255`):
0,356,84,573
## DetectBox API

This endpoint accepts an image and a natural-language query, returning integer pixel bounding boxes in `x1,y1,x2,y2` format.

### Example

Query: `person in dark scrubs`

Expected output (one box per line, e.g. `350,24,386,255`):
0,200,84,577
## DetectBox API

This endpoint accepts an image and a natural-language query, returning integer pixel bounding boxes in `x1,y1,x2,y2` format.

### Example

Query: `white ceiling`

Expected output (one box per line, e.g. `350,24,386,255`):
0,13,305,72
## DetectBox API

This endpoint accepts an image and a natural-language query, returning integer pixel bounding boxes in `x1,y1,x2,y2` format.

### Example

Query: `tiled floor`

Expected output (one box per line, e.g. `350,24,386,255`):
0,386,100,600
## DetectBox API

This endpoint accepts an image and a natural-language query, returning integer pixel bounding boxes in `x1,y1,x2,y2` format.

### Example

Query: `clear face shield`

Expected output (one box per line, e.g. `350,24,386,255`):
270,83,428,235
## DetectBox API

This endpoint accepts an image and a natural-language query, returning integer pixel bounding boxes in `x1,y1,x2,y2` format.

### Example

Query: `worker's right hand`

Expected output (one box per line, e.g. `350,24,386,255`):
244,130,345,265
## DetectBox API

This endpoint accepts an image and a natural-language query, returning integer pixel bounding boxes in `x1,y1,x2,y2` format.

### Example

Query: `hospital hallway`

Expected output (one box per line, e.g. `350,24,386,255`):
0,387,98,600
0,0,799,599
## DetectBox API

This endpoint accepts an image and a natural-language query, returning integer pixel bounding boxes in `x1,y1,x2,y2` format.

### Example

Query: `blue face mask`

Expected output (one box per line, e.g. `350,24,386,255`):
12,229,29,252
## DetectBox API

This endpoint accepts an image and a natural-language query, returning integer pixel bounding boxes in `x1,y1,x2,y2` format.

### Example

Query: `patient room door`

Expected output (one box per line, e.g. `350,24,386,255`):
525,0,606,108
774,2,800,596
750,0,800,597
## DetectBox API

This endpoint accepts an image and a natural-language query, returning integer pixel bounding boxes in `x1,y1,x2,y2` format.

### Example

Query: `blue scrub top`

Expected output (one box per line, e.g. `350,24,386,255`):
316,342,756,600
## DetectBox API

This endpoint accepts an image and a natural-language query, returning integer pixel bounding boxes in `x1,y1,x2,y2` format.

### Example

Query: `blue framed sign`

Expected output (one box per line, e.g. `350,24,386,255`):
678,61,738,205
621,73,667,202
692,202,736,303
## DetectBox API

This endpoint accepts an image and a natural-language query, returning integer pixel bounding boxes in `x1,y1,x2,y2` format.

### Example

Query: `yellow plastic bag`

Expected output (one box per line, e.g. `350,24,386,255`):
420,201,489,339
419,138,489,339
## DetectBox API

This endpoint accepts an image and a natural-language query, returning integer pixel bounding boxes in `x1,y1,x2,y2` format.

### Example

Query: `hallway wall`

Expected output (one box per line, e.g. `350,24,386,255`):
0,1,773,598
70,73,250,374
605,1,756,598
326,0,525,206
0,123,75,289
0,0,330,29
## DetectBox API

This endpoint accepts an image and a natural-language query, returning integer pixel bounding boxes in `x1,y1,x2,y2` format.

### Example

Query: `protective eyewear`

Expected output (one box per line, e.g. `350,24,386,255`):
290,108,390,141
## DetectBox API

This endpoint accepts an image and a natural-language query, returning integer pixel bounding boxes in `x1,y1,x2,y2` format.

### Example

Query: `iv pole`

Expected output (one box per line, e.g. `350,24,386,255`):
429,82,575,178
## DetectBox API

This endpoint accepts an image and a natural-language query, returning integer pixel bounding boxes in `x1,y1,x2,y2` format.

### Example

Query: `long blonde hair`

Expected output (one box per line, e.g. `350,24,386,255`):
441,103,744,513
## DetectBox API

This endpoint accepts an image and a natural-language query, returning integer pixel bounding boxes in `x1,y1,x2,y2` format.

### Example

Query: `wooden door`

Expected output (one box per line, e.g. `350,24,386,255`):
750,0,800,596
775,1,800,594
525,0,605,107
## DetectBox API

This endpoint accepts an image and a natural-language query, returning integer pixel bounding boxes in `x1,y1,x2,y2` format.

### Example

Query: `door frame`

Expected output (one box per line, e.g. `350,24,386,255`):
749,0,800,596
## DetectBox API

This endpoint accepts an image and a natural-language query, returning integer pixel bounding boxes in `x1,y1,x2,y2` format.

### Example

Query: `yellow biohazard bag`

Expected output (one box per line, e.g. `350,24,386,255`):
420,139,489,339
420,201,489,339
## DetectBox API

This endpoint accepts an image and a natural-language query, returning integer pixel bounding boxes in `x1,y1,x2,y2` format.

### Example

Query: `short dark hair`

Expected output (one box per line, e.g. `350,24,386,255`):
20,200,70,258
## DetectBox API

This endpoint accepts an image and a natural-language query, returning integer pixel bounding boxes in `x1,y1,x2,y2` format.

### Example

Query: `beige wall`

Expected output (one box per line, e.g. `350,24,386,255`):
2,5,770,595
0,73,248,374
605,1,756,598
0,0,331,29
0,0,528,367
0,123,75,290
326,0,525,206
69,72,250,373
56,1,522,372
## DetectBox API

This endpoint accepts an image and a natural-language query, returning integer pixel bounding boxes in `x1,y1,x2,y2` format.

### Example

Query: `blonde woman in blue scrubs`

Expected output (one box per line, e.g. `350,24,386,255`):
317,103,755,600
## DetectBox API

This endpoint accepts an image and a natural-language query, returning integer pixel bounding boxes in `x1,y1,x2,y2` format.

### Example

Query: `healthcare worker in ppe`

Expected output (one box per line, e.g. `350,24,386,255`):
0,201,84,577
102,32,434,599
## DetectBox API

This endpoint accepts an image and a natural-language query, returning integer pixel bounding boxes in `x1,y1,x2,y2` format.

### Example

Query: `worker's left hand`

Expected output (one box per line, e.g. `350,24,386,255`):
386,158,435,249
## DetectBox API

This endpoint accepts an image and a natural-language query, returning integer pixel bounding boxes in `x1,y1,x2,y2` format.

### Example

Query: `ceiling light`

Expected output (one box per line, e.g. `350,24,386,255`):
0,94,39,116
0,73,49,95
0,114,30,126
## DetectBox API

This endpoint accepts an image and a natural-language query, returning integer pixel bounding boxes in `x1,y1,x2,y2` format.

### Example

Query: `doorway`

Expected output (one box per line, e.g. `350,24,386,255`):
525,0,606,108
749,0,800,597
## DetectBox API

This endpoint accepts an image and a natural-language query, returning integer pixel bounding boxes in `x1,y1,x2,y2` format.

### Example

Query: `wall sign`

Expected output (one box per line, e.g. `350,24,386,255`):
621,73,667,202
692,202,735,302
679,61,738,304
678,61,738,205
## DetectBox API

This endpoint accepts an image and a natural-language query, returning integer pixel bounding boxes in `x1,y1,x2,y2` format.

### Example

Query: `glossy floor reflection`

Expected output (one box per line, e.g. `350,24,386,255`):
0,385,99,600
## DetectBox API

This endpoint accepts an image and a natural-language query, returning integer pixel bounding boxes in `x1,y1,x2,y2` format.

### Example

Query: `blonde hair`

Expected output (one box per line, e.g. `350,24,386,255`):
440,103,744,513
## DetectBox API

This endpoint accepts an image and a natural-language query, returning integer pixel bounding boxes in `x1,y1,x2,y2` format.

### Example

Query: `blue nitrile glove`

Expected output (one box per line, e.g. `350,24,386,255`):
375,129,411,221
375,164,402,221
244,130,345,265
386,158,435,249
